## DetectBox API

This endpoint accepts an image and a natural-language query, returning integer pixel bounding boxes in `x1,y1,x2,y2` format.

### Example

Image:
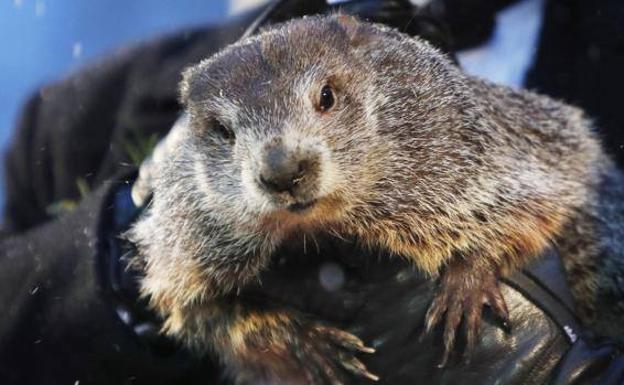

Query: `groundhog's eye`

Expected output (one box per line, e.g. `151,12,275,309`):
214,120,235,142
318,85,335,112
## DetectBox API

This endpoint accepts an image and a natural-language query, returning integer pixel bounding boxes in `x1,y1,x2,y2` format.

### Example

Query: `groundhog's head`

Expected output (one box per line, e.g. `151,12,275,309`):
134,14,480,310
135,15,595,310
177,15,472,239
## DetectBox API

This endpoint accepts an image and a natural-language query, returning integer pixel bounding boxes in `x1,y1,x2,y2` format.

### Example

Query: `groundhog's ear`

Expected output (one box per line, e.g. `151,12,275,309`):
332,14,379,47
179,64,200,107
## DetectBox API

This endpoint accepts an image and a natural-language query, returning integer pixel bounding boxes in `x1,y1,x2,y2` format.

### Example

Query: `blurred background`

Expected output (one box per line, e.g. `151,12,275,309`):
0,0,546,207
0,0,271,163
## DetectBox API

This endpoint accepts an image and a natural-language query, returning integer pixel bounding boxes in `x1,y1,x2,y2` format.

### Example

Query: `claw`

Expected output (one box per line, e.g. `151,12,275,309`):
317,326,376,354
426,295,448,331
358,345,376,354
341,357,380,382
422,292,448,338
438,301,463,367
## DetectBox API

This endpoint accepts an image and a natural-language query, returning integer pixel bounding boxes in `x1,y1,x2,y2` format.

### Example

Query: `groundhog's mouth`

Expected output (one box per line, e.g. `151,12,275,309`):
287,199,317,213
259,195,344,231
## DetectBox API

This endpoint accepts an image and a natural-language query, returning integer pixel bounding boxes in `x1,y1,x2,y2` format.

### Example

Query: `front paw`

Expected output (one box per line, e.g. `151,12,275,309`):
423,261,510,367
231,321,378,385
297,325,378,384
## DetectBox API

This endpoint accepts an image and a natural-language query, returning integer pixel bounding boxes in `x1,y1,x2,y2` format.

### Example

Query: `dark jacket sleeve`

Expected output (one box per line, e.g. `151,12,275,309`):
1,56,130,234
525,0,624,167
0,179,226,385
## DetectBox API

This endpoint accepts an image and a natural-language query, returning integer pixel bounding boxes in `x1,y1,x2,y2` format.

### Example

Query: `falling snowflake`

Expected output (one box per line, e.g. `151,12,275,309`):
35,1,46,17
73,42,83,59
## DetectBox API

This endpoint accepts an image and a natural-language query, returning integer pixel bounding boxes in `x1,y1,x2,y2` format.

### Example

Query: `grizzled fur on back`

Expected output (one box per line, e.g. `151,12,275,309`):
128,14,624,365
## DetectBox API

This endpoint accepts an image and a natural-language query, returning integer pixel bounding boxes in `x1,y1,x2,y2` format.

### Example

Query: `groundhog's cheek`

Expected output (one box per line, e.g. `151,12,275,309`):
238,160,272,211
315,150,341,197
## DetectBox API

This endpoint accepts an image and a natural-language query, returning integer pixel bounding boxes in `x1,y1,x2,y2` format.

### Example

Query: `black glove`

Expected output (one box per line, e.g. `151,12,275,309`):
242,0,453,52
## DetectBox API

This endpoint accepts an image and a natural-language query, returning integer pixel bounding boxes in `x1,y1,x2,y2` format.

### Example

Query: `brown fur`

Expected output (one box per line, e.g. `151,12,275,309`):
128,15,624,384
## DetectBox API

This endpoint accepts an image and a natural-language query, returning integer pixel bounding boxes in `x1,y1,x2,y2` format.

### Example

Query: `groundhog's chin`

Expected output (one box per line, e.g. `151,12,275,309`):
258,195,347,235
285,199,318,213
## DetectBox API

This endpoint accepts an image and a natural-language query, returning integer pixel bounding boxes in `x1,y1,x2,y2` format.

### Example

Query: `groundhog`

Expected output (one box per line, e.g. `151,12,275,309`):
127,14,624,384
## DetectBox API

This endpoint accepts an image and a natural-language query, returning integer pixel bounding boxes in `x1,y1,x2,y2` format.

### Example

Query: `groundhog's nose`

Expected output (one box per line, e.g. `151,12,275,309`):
258,145,315,195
